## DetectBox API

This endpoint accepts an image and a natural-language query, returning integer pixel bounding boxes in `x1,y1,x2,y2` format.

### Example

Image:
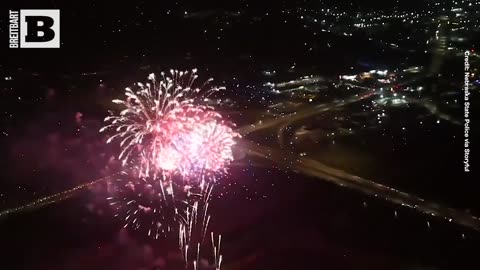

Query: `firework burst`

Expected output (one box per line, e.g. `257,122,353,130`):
100,69,237,178
101,69,238,268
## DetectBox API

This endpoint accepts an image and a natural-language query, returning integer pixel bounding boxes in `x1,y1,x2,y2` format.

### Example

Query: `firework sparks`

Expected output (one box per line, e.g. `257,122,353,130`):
100,69,237,179
101,69,238,268
179,181,216,267
107,171,189,238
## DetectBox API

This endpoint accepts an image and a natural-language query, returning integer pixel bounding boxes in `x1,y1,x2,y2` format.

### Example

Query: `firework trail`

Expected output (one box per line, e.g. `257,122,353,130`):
102,69,239,268
179,182,223,270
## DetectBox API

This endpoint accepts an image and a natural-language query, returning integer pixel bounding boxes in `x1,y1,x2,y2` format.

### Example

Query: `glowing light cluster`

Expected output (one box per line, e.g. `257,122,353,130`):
147,106,237,178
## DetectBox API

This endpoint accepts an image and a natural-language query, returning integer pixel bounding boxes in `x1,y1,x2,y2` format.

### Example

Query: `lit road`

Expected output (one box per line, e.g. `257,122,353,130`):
236,77,474,231
238,90,376,136
238,139,480,231
239,83,472,230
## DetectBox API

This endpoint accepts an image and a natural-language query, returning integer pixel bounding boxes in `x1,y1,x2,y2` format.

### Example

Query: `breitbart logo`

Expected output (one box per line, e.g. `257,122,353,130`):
9,9,60,48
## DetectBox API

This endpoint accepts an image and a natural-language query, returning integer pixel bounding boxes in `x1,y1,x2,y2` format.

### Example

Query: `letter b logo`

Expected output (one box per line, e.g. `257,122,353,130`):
20,10,60,48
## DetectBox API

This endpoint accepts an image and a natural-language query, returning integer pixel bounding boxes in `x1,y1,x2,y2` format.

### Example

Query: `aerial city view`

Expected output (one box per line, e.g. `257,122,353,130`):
0,0,478,269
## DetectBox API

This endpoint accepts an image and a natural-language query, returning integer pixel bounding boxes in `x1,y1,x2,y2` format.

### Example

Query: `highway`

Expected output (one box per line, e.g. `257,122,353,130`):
238,90,376,136
238,139,480,231
236,79,475,231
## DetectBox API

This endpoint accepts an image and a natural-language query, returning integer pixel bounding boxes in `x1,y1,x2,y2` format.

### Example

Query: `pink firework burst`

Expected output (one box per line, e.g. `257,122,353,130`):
101,69,235,268
100,69,239,180
151,106,237,177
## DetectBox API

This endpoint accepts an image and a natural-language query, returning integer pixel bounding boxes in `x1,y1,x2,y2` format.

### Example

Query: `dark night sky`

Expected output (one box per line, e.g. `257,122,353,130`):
0,0,431,69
